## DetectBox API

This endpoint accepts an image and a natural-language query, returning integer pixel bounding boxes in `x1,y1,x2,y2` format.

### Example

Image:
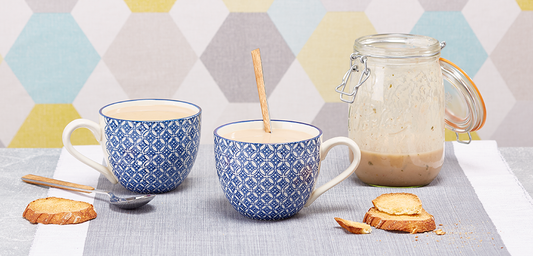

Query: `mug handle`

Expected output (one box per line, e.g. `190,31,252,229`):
304,137,361,207
62,119,118,184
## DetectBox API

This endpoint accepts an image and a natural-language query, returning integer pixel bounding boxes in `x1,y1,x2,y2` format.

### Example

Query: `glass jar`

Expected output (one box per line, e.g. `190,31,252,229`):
336,34,486,187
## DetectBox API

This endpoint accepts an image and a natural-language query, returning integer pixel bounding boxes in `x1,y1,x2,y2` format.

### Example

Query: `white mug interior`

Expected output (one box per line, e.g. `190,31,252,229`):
100,99,201,120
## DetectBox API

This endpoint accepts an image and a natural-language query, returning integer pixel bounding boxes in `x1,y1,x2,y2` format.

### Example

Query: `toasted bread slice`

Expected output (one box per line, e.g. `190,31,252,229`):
335,217,372,234
363,207,436,234
372,193,422,215
23,197,97,225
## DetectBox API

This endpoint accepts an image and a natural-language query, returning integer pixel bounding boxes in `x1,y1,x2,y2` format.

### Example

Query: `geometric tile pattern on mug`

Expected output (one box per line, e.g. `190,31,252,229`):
215,135,321,220
105,114,201,194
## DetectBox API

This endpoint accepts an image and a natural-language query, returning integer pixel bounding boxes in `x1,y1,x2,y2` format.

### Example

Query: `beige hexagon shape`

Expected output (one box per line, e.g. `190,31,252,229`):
492,11,533,101
223,0,274,12
320,0,371,11
103,13,197,99
298,12,376,102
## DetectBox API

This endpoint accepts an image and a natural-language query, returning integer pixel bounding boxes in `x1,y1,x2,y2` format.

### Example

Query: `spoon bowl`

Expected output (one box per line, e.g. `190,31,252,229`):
108,193,155,209
22,174,155,210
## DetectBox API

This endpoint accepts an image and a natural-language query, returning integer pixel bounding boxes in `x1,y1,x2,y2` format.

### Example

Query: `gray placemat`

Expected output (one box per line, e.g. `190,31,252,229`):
84,143,509,255
1,148,62,256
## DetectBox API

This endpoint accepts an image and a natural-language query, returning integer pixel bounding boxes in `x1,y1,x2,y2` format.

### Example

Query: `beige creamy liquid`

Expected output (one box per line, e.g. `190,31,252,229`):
355,147,444,187
105,105,197,121
222,128,314,143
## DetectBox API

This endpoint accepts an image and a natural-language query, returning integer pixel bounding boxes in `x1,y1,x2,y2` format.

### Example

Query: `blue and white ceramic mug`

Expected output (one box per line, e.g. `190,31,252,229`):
62,99,201,194
214,120,361,220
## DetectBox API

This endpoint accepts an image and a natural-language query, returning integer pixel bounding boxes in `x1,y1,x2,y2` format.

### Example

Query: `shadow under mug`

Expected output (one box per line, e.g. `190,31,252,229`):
214,120,361,220
62,99,201,194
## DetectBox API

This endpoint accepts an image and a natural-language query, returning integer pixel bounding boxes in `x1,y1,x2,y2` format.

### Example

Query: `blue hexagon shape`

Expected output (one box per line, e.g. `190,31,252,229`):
411,12,487,77
5,13,100,104
268,0,326,55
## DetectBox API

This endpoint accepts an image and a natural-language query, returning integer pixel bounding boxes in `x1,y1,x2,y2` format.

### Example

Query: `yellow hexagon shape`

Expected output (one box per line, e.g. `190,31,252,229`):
298,12,376,102
516,0,533,10
124,0,177,12
8,104,98,148
223,0,274,12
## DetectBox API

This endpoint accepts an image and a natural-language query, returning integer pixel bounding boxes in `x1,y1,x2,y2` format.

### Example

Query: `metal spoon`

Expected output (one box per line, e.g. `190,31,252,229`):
22,174,155,210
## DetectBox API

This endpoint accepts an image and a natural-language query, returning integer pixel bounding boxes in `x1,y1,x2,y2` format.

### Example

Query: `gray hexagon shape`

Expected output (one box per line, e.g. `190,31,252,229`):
104,13,197,99
491,11,533,101
26,0,79,13
311,102,348,140
201,13,295,103
418,0,468,11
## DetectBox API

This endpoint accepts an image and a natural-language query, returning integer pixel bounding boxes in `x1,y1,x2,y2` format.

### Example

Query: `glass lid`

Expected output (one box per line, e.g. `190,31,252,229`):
440,58,486,134
353,33,442,58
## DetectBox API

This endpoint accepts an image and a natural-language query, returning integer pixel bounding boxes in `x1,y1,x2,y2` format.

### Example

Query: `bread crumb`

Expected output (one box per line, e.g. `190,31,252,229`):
334,217,372,234
434,229,446,235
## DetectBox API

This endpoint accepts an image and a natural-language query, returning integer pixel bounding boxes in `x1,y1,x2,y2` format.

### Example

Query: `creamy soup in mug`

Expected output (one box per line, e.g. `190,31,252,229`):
104,104,197,121
222,128,314,144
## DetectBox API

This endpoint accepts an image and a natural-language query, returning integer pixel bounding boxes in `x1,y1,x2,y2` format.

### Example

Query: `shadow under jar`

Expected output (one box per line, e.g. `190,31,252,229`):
336,34,486,187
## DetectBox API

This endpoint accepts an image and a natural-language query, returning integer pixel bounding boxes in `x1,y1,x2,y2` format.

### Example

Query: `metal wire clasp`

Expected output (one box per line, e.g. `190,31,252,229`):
335,53,371,103
455,131,472,144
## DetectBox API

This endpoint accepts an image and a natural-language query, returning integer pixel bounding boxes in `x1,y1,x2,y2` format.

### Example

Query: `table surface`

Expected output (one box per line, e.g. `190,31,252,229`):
1,145,532,256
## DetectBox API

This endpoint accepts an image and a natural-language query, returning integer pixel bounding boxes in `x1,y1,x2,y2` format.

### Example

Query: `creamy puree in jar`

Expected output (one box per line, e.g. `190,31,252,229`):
340,34,485,187
355,147,444,187
348,43,445,187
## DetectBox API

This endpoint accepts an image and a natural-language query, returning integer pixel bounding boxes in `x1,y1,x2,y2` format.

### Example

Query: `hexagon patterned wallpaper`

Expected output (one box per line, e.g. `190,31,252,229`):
0,0,532,148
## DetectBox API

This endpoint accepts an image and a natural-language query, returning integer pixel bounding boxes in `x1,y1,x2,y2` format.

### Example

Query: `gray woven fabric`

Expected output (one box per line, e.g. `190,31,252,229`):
84,143,510,255
1,148,61,256
500,147,533,196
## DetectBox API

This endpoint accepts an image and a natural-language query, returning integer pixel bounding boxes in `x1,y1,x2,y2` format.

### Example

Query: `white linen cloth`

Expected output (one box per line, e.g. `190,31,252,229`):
454,140,533,256
29,146,101,256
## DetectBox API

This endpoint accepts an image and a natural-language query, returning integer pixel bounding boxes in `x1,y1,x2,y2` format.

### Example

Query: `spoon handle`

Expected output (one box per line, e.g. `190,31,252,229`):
251,48,272,133
22,174,95,194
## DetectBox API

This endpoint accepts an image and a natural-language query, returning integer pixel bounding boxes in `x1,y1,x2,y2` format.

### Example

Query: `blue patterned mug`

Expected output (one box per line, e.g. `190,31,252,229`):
214,120,361,220
62,99,201,193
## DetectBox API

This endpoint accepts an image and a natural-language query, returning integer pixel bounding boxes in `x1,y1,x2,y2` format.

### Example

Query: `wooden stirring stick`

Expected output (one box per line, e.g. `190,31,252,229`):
251,48,272,133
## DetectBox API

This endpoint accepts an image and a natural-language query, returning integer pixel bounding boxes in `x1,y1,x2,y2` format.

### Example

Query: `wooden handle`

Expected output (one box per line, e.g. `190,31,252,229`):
22,174,95,193
251,48,272,133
